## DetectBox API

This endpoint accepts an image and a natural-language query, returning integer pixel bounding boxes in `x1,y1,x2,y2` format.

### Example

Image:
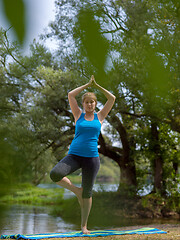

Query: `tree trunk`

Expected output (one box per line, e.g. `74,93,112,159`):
118,159,137,187
150,122,164,194
154,155,163,190
118,134,137,193
173,162,178,175
98,115,137,194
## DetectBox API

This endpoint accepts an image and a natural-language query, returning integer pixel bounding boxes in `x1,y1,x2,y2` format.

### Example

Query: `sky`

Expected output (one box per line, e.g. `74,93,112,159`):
0,0,56,52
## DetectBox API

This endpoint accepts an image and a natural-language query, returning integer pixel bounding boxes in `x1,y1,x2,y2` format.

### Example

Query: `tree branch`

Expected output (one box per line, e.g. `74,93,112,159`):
98,133,122,164
102,6,128,33
2,30,44,87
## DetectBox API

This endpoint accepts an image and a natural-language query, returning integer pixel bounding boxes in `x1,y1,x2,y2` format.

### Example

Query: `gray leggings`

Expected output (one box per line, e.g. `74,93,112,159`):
50,154,100,198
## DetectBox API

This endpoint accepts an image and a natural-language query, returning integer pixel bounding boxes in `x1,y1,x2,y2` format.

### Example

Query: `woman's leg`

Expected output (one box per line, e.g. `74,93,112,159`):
57,176,83,207
50,155,100,234
81,157,100,234
57,176,92,235
81,197,92,234
50,155,83,206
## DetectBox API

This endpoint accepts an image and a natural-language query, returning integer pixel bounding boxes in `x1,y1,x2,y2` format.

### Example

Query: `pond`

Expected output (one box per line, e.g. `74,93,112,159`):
1,203,179,236
0,204,76,235
0,184,179,236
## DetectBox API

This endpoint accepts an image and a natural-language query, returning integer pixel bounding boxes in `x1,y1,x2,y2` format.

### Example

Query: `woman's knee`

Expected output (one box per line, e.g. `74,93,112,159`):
50,168,64,182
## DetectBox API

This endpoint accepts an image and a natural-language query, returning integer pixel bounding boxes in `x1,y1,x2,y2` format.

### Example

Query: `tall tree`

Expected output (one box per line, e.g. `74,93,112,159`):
45,0,180,194
1,0,179,196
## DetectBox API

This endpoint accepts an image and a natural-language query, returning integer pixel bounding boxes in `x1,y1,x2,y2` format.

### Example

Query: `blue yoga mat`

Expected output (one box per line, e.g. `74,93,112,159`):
1,228,167,239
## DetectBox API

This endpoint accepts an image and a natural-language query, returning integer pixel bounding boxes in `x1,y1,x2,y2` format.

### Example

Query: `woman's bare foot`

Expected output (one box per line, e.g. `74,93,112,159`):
82,226,90,234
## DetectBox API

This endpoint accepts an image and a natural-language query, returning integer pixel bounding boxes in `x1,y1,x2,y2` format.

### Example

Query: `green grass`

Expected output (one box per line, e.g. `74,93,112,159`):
0,183,64,205
68,175,82,184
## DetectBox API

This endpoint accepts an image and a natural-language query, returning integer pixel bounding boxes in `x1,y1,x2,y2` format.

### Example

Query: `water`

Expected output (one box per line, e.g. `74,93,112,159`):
0,184,120,235
0,184,179,236
0,205,76,235
1,203,179,236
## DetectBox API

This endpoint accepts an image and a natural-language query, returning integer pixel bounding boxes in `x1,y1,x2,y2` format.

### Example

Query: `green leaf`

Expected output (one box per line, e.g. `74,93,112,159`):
2,0,26,44
75,7,110,75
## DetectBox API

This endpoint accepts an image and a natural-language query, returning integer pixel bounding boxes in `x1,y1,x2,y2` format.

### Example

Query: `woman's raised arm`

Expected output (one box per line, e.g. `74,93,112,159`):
68,81,92,122
91,75,116,124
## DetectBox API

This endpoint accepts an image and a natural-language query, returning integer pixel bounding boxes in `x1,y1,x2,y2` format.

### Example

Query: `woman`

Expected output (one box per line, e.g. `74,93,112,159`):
50,75,116,234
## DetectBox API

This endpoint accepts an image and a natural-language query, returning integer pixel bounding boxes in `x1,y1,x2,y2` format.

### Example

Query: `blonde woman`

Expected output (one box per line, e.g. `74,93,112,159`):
50,75,116,234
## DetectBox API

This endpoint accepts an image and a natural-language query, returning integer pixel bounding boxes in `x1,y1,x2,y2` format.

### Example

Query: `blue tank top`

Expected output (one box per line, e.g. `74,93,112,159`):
68,112,101,157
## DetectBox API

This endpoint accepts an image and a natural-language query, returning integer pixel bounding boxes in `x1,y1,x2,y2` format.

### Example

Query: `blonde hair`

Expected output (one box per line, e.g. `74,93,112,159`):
82,92,97,104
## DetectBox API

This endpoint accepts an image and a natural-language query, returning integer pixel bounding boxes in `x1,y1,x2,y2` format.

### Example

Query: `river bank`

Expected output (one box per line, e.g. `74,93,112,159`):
1,184,179,221
56,191,180,224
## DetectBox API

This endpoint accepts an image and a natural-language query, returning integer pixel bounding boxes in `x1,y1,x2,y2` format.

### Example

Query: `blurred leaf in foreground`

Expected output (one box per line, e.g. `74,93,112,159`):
2,0,26,44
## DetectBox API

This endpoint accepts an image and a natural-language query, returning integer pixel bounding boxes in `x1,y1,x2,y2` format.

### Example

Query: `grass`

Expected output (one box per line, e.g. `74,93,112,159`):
0,183,64,205
68,175,82,184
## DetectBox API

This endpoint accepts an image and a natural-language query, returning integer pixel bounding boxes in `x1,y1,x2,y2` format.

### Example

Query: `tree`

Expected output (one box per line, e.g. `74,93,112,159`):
45,0,180,194
1,0,179,197
0,0,27,228
0,29,57,185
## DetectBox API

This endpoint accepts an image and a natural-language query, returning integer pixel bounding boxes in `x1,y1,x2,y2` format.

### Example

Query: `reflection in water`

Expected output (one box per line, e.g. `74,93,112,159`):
0,205,76,235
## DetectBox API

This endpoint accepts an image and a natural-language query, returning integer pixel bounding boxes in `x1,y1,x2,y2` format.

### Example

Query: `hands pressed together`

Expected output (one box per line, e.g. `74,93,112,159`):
88,75,98,87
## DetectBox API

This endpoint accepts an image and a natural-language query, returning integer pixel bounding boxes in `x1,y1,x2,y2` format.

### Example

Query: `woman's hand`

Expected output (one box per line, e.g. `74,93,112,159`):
88,75,94,86
89,75,98,87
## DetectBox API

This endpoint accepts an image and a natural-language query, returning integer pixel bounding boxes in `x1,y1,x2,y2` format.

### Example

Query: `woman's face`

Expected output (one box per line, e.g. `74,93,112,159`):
83,97,96,113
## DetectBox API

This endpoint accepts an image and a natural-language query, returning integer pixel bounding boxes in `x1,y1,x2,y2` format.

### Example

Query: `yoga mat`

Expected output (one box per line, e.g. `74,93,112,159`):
1,227,167,239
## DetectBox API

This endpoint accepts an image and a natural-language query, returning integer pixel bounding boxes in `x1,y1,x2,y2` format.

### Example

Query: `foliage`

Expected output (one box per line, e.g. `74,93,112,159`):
74,6,110,77
0,183,64,205
0,0,180,199
97,155,120,183
45,0,180,195
0,0,27,227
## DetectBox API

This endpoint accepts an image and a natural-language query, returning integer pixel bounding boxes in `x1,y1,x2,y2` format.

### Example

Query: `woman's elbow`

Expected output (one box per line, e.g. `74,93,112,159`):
112,95,116,102
68,91,73,99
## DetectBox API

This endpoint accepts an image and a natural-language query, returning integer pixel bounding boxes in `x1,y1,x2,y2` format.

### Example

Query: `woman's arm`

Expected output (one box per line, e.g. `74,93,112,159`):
91,75,116,123
68,81,92,122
